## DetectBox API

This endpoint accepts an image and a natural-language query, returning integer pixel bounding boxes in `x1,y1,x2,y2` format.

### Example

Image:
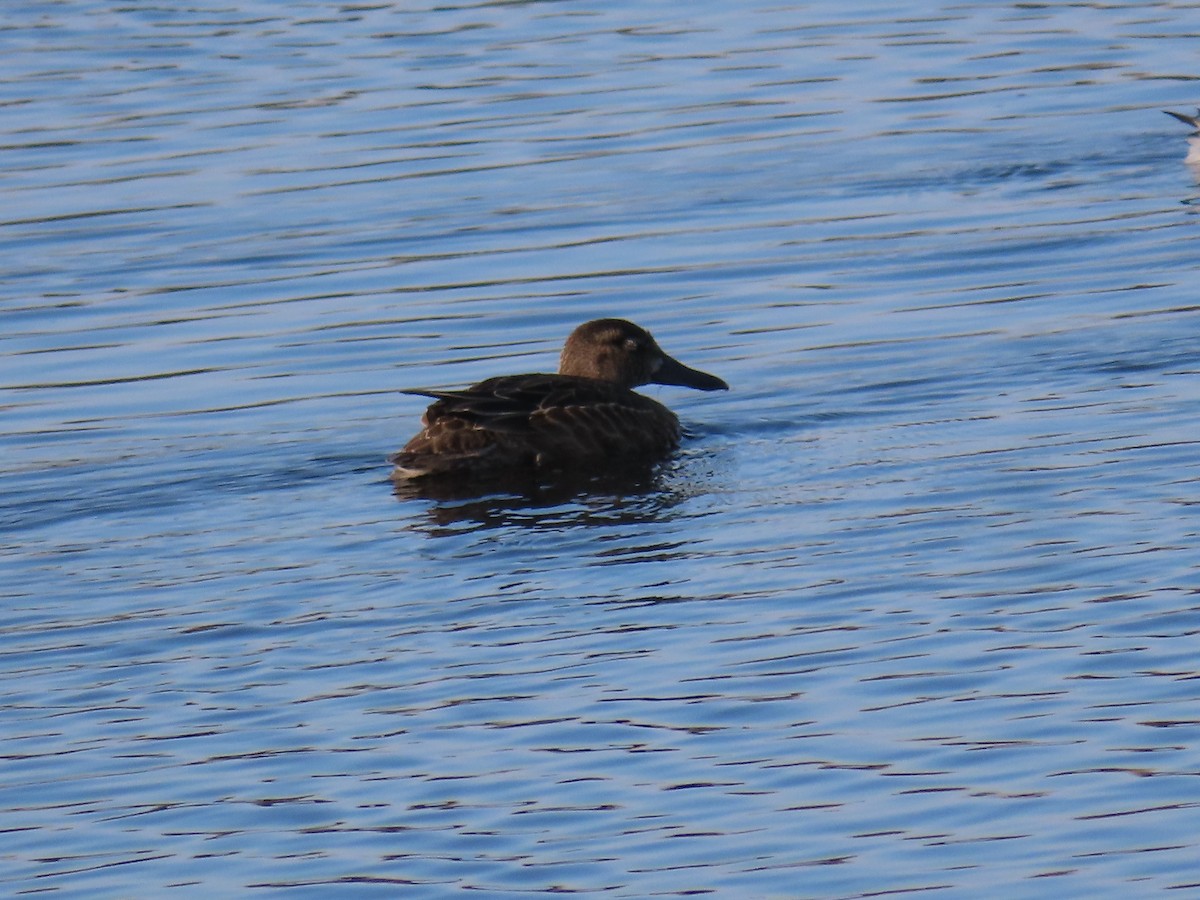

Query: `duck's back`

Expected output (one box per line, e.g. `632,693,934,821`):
390,374,681,479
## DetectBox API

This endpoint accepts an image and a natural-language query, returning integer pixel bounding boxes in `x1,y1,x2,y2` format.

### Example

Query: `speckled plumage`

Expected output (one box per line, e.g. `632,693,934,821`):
390,319,727,481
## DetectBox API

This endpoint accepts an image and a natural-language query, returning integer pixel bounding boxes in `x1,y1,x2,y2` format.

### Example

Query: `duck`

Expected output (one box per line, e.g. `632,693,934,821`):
390,318,728,481
1163,108,1200,163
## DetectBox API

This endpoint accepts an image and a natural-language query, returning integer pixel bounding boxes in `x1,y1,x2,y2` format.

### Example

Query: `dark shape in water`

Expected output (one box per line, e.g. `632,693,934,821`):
1164,108,1200,130
1163,108,1200,163
390,318,728,482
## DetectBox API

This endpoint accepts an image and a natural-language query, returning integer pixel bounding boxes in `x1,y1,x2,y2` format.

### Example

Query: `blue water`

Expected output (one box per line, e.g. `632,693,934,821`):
4,1,1200,897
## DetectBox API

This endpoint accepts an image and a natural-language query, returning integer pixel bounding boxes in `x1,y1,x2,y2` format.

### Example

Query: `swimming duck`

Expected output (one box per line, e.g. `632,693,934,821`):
390,318,728,480
1164,108,1200,163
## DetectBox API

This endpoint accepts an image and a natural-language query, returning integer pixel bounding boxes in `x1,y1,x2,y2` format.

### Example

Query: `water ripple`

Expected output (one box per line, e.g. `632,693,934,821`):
5,1,1200,897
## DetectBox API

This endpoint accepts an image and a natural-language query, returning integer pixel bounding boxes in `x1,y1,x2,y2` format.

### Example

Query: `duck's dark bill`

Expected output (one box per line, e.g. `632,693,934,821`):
653,354,729,392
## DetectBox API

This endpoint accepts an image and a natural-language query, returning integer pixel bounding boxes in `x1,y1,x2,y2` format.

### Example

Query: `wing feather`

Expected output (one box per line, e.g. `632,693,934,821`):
394,374,680,478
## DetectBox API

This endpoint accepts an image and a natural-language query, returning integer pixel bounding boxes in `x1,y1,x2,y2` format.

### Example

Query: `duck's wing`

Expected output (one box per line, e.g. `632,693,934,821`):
393,375,680,478
407,374,643,433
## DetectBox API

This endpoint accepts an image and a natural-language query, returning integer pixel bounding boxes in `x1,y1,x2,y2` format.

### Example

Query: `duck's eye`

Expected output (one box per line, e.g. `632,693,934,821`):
622,338,641,352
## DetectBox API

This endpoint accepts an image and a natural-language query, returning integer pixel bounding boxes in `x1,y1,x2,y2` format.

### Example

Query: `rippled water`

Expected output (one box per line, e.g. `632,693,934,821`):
5,1,1200,896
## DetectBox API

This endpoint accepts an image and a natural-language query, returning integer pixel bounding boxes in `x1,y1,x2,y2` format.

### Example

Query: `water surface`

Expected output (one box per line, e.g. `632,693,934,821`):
4,1,1200,897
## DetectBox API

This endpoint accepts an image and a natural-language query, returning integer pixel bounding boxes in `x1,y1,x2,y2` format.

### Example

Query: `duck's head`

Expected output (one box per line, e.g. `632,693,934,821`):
559,318,729,392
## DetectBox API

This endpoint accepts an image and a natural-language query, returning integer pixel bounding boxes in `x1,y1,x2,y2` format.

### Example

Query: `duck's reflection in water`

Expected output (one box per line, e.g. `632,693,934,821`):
392,456,717,535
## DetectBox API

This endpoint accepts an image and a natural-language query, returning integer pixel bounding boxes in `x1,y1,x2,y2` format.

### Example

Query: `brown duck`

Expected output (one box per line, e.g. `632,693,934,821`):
391,318,728,480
